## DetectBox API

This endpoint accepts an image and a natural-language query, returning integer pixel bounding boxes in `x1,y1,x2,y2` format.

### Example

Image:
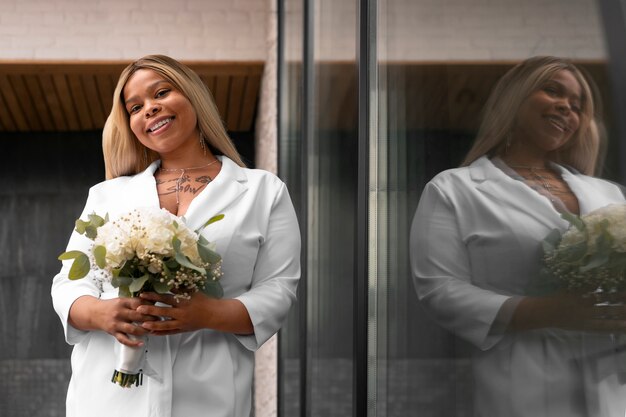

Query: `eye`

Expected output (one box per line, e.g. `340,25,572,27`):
155,89,170,98
128,104,141,114
543,85,558,96
571,103,581,114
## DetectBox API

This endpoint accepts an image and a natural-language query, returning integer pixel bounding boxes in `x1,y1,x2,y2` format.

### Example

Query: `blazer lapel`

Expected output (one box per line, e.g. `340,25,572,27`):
471,157,567,229
103,161,161,217
182,156,249,253
557,167,624,214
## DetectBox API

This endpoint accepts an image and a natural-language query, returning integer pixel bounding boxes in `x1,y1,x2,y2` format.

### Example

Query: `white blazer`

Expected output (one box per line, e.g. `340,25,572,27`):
410,156,626,417
52,156,301,417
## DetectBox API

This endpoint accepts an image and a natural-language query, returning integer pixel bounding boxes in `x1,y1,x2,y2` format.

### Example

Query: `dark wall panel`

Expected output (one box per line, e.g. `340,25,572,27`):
0,131,104,416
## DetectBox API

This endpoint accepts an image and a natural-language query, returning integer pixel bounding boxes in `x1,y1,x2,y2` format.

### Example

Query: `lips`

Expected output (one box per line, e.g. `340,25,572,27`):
147,116,174,133
544,115,569,132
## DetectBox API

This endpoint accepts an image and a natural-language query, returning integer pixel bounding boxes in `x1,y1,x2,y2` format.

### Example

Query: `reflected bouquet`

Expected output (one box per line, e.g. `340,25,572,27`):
58,207,224,387
542,204,626,293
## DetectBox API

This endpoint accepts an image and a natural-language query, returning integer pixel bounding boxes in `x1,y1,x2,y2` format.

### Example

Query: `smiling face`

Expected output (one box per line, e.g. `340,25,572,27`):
511,69,583,158
123,69,199,157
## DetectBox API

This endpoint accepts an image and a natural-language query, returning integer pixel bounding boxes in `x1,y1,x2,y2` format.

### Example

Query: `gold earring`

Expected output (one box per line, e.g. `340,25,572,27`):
199,132,207,156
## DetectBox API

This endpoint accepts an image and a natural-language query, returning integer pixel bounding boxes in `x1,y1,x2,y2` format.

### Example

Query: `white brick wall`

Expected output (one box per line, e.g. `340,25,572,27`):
0,0,269,61
289,0,606,61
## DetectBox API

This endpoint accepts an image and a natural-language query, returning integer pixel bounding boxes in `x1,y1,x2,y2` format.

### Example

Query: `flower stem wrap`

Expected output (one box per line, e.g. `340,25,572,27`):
112,332,146,388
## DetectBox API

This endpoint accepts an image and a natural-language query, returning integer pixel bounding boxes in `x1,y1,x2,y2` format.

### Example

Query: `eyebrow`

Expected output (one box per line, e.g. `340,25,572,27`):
124,80,170,106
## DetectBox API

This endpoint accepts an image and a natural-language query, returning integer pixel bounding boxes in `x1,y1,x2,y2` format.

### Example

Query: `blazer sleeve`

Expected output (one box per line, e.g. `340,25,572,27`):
51,188,102,345
234,182,301,351
410,181,511,350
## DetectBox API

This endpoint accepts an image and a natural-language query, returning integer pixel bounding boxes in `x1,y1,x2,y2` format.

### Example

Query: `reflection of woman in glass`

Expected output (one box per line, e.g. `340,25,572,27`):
410,56,626,416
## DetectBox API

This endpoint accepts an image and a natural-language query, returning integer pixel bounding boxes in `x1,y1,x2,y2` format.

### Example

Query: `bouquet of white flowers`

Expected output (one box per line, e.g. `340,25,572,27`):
58,207,224,387
542,204,626,293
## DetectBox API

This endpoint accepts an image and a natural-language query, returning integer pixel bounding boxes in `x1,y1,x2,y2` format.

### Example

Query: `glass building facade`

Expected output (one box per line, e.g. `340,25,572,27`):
278,0,626,416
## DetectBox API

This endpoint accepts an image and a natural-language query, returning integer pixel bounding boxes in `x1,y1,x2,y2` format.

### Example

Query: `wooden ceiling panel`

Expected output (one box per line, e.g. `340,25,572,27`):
0,92,16,131
81,74,106,128
0,74,28,131
39,74,68,131
213,75,230,125
239,74,261,131
9,74,41,131
53,74,80,131
24,75,54,131
226,75,246,131
95,74,114,126
0,61,264,133
67,74,94,130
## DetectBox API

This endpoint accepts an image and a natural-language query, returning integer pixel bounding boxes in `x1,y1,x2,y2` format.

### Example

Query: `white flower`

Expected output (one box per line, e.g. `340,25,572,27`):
93,207,201,269
545,203,626,292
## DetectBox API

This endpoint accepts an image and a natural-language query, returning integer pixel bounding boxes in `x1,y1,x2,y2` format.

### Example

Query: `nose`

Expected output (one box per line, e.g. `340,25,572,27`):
145,104,160,117
556,100,571,114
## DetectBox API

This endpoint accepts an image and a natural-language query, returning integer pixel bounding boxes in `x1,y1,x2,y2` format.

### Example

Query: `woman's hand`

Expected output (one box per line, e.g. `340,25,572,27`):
68,295,157,347
511,291,626,333
137,292,254,336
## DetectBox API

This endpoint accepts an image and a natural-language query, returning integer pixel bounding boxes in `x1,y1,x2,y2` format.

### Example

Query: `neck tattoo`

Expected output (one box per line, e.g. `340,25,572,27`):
158,159,219,210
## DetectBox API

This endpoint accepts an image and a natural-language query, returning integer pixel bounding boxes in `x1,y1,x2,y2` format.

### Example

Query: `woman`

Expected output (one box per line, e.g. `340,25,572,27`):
410,56,626,416
51,55,300,417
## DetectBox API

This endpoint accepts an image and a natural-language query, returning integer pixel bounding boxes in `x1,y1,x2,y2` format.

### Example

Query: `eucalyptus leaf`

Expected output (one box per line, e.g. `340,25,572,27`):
542,229,562,253
202,280,224,299
559,241,587,263
75,219,89,235
84,225,98,239
111,276,133,288
118,285,132,298
174,251,205,274
58,250,85,261
172,237,205,274
88,213,106,227
195,214,225,233
152,280,171,294
580,251,610,272
68,254,90,280
129,275,149,293
93,245,107,269
561,212,585,231
198,244,221,264
164,259,179,269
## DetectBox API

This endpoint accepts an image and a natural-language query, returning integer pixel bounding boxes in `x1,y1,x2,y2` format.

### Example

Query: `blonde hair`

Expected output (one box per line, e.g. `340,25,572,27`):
461,56,602,175
103,55,245,179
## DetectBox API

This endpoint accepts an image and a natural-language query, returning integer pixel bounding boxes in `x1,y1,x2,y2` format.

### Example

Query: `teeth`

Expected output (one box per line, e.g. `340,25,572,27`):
149,118,171,132
547,116,565,131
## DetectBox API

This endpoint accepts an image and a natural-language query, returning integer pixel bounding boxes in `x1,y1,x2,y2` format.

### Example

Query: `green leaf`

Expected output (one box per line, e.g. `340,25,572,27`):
198,243,221,264
93,245,107,269
542,229,562,253
111,275,133,288
118,285,132,298
561,212,585,231
58,250,85,261
84,225,98,239
129,274,149,293
164,258,179,269
172,237,205,274
174,252,205,274
202,280,224,299
195,214,225,233
75,219,89,235
88,213,106,227
68,254,90,280
152,280,171,294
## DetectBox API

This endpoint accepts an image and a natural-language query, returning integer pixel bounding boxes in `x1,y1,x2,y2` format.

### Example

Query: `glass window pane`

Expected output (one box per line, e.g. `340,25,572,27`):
374,1,626,416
